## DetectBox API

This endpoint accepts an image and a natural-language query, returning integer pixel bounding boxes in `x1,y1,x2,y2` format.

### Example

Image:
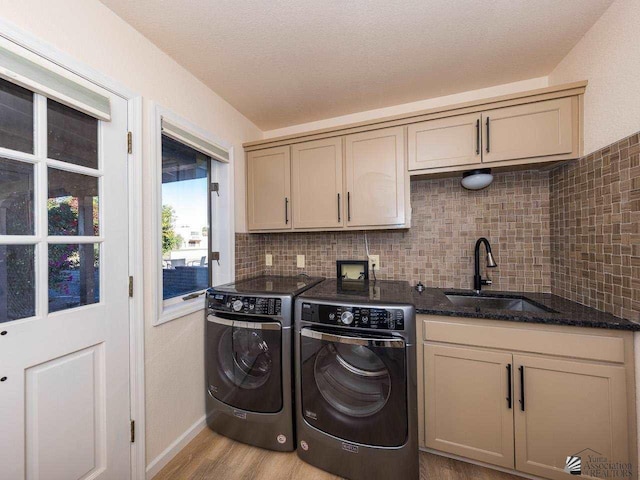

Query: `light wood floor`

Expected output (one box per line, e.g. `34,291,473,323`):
153,428,523,480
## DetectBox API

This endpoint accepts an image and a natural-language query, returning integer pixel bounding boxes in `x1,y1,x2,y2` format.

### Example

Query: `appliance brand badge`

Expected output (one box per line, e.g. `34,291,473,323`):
304,410,317,420
341,442,359,454
300,440,309,451
276,434,287,444
233,410,247,420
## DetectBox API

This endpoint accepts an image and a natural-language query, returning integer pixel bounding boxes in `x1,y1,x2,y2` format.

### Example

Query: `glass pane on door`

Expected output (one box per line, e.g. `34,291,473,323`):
0,158,34,235
48,168,99,236
0,244,35,323
0,78,34,153
48,243,99,313
47,100,98,169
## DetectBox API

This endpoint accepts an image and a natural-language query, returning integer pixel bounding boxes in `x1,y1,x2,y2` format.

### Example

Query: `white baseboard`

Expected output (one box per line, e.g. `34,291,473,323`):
145,415,207,480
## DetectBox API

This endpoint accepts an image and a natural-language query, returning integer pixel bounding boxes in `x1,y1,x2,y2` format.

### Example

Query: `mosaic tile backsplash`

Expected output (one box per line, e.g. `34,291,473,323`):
236,170,551,293
551,131,640,321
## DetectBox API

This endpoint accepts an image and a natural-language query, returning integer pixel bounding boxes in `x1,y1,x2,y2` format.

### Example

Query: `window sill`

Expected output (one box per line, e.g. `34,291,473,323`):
155,295,206,326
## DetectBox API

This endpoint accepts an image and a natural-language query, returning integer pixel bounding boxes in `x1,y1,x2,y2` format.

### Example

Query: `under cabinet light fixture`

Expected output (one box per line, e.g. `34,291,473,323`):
461,168,493,190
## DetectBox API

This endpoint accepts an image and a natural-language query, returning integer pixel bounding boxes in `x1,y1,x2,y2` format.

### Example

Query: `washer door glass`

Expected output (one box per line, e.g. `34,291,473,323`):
314,343,391,417
220,327,273,389
300,328,408,447
206,314,282,413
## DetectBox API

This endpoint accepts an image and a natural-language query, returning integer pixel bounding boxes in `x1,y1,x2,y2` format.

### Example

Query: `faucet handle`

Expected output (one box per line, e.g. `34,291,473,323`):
481,278,492,286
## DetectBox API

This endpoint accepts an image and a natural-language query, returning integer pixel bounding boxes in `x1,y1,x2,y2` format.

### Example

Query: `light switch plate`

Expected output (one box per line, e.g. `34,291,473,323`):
368,254,380,272
297,255,305,268
265,254,273,266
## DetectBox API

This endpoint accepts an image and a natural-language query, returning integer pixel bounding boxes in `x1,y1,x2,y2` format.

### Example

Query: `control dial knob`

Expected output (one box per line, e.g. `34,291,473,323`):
340,311,354,325
232,300,244,312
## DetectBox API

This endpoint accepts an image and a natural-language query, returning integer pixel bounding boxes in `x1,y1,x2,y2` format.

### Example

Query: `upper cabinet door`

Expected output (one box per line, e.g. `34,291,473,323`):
291,138,343,229
482,97,576,164
345,126,406,227
513,355,629,480
408,113,482,171
247,146,292,231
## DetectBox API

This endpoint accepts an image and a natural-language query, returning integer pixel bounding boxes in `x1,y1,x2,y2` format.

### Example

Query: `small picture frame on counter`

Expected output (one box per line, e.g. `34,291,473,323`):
336,260,369,281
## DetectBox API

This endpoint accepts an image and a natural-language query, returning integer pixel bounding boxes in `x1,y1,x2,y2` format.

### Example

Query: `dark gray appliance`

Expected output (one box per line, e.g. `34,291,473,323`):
205,275,323,451
294,279,419,480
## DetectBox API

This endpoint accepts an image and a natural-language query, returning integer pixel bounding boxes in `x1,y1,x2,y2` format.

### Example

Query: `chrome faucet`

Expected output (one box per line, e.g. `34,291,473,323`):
474,238,497,293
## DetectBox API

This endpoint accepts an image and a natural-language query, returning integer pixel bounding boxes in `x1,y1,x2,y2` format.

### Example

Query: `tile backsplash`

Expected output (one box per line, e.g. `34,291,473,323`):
236,170,551,292
551,131,640,321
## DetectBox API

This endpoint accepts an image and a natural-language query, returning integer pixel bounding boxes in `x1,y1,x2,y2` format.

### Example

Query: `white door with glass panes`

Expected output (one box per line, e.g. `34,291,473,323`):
0,74,130,478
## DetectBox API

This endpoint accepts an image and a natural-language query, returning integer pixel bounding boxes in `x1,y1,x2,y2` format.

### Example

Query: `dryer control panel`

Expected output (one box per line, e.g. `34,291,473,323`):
208,293,282,316
300,302,404,330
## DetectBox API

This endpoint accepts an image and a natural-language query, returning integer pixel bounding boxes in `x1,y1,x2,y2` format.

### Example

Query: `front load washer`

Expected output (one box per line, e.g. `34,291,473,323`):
205,275,323,451
294,279,419,480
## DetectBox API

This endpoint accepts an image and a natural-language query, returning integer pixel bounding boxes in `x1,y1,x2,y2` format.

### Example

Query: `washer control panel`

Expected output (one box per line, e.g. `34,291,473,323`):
300,302,404,330
208,293,282,316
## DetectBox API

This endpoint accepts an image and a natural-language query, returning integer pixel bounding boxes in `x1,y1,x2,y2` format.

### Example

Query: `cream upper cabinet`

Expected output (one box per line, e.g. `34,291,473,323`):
482,97,577,164
246,146,291,231
514,355,630,480
344,126,406,227
291,138,343,229
408,113,482,171
423,344,515,469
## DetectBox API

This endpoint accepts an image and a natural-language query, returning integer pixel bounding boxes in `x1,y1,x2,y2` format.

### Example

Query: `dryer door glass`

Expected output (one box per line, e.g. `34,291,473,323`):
206,314,282,413
300,328,407,447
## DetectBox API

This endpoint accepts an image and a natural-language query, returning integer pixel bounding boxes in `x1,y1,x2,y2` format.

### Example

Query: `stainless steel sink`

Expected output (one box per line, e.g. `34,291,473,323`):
444,293,556,314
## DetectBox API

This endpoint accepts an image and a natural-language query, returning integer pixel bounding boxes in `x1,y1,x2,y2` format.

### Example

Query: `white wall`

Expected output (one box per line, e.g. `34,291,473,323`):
0,0,261,466
263,77,548,138
549,0,640,154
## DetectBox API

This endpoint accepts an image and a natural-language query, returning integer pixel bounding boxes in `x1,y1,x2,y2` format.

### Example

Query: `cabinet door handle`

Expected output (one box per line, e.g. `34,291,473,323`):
506,364,512,409
519,365,525,411
347,192,351,222
337,193,341,223
485,117,491,153
285,197,289,224
476,119,480,155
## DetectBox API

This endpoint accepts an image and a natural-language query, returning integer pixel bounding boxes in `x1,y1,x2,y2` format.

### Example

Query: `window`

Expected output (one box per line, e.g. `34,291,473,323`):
153,106,233,325
161,135,210,301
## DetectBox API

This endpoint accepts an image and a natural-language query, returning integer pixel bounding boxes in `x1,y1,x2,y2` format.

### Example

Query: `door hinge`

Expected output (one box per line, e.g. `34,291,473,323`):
127,131,133,154
128,276,134,297
130,420,135,443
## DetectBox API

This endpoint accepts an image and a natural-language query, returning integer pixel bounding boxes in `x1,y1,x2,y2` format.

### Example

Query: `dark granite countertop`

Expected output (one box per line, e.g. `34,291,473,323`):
300,279,639,330
298,279,415,305
411,287,640,331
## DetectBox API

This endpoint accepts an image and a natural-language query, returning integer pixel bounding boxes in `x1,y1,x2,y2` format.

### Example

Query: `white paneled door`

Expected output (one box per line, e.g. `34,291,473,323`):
0,78,130,479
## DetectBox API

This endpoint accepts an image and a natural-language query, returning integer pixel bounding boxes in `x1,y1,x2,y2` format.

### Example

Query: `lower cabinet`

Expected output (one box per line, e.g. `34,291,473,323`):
513,355,629,480
420,316,636,480
423,344,515,468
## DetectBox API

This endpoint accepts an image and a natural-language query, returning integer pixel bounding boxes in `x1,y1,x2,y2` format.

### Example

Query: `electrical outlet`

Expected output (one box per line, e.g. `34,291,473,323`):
368,254,380,272
297,255,305,268
265,254,273,266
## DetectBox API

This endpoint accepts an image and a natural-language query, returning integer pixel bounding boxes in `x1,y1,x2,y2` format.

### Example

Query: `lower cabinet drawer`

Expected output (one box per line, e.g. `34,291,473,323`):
422,317,625,363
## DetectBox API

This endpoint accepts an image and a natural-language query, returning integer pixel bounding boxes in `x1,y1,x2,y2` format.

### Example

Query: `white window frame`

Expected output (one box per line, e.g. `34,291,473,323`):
150,104,234,325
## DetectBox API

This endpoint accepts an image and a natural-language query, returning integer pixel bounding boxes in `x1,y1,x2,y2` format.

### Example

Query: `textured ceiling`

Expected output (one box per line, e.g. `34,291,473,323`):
100,0,612,130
